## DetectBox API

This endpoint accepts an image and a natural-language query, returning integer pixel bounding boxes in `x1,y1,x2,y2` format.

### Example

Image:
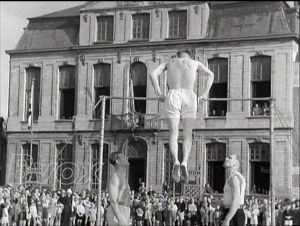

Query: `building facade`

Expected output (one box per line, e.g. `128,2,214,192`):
5,1,299,198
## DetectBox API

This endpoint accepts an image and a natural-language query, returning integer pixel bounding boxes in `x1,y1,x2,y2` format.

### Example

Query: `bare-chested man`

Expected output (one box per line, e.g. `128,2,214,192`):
150,50,214,184
106,152,131,226
211,154,246,226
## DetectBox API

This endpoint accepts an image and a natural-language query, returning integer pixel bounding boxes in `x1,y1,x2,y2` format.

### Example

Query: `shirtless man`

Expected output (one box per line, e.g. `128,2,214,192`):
211,154,246,226
106,152,131,226
150,50,214,184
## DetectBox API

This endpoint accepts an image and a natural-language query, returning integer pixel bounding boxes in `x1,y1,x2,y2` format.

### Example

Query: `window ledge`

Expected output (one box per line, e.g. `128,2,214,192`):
94,41,113,44
204,116,226,119
247,116,270,119
128,39,149,42
54,120,74,122
89,118,110,121
165,37,187,40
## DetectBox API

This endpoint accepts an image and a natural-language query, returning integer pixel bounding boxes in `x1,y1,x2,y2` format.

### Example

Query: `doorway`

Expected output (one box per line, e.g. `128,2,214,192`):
251,162,270,193
128,158,146,192
207,161,225,193
127,139,147,192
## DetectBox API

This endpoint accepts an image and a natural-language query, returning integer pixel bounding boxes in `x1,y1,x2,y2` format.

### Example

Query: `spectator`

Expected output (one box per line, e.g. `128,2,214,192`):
253,103,263,116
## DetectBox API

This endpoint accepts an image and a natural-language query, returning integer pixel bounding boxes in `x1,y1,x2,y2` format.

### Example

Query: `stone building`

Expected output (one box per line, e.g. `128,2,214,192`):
5,1,299,198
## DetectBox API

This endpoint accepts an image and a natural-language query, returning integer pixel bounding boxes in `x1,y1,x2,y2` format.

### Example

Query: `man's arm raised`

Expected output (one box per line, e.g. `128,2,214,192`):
108,175,127,225
150,62,167,102
197,61,214,102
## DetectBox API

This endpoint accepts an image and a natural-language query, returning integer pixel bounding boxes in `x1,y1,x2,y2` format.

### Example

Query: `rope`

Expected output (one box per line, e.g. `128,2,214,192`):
273,103,299,161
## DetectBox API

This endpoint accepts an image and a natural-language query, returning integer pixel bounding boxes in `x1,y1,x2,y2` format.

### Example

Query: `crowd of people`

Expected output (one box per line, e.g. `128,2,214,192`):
0,183,298,226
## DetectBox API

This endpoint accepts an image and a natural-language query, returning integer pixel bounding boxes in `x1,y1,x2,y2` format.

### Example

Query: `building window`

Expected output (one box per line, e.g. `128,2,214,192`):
91,143,109,190
130,62,147,119
208,58,228,117
97,16,114,42
25,67,41,120
132,13,150,40
94,63,111,119
57,144,73,189
168,11,187,38
59,65,75,119
251,56,271,116
22,144,38,182
206,143,226,193
164,143,183,195
249,143,270,194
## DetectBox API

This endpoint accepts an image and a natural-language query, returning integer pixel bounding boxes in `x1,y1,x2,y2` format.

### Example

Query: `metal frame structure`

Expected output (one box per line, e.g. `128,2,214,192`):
95,96,276,225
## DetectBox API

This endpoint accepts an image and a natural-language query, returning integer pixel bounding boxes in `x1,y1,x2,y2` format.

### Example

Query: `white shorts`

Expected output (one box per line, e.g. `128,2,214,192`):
164,89,197,119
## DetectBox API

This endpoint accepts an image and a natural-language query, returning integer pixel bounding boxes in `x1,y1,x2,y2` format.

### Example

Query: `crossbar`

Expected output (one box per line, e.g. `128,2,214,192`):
98,96,274,101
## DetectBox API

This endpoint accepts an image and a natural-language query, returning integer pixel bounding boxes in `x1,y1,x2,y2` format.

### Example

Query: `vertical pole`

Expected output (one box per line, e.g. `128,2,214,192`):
53,145,57,190
97,96,106,226
269,98,276,226
20,148,23,185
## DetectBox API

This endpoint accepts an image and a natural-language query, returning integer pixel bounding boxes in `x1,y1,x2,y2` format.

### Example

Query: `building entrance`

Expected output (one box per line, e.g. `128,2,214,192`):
127,139,147,192
207,161,225,193
129,158,146,192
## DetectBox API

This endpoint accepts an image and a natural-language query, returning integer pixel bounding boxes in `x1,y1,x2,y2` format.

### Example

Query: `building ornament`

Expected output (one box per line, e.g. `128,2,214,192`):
213,53,220,58
255,50,264,56
79,55,86,66
117,1,164,6
194,5,199,14
119,12,124,20
118,52,122,63
83,14,88,22
155,9,160,17
152,50,157,62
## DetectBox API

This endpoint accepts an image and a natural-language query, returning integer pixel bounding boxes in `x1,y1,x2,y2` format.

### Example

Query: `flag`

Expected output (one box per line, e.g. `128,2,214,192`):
27,79,34,130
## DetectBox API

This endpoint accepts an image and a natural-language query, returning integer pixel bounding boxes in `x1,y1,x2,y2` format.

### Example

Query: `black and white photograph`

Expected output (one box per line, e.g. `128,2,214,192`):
0,1,299,226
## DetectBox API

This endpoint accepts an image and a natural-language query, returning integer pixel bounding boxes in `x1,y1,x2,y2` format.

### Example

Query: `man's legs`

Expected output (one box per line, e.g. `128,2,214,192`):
180,118,195,183
166,118,181,182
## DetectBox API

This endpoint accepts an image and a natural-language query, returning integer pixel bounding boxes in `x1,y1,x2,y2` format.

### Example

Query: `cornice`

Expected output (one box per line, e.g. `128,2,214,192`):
79,1,205,13
5,33,299,55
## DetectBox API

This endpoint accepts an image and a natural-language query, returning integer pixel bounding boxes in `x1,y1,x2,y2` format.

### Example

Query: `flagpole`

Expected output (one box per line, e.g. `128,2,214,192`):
30,79,35,171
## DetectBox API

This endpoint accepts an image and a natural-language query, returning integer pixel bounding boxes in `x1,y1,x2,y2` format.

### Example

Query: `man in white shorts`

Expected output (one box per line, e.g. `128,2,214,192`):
150,50,214,184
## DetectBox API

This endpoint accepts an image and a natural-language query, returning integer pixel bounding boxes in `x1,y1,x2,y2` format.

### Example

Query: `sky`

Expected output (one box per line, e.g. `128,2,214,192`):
0,1,87,118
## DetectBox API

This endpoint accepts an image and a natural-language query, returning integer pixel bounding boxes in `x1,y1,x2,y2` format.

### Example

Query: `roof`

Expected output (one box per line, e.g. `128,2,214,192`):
206,1,296,39
15,18,80,50
12,1,299,51
31,1,91,19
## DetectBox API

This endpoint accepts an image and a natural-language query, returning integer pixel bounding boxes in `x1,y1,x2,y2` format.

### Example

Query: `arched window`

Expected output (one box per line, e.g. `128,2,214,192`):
208,58,228,117
59,65,76,119
91,143,109,191
251,56,271,116
25,67,41,120
94,63,111,119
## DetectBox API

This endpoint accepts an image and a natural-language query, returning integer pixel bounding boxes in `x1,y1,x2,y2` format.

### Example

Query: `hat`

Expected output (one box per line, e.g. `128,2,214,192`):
67,189,72,194
283,199,293,206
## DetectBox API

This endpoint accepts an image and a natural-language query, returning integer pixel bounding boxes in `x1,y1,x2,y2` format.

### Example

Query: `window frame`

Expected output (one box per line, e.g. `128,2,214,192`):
168,10,187,39
207,58,228,117
96,15,114,43
131,13,150,41
25,67,41,121
58,65,76,120
93,63,111,119
91,143,109,190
